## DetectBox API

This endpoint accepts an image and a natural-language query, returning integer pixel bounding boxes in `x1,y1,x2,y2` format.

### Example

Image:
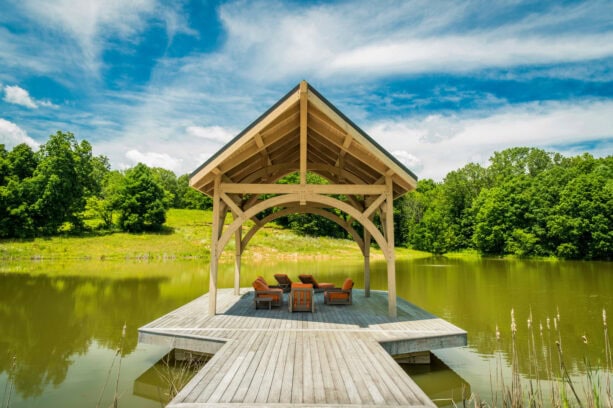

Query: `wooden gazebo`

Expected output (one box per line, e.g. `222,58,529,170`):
190,81,418,317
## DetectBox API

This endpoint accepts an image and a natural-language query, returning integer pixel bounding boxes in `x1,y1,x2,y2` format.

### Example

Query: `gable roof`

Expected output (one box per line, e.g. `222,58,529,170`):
190,81,418,198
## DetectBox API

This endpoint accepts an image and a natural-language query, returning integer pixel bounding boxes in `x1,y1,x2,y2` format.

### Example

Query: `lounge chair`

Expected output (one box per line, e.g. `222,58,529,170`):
273,274,292,293
252,278,283,309
289,283,315,312
324,278,354,305
298,274,335,293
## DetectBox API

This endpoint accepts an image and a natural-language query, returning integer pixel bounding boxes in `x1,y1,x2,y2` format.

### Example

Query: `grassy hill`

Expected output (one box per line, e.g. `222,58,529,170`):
0,209,428,261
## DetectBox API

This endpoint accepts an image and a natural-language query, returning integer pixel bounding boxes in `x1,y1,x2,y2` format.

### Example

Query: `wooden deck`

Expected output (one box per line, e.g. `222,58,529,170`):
139,289,467,407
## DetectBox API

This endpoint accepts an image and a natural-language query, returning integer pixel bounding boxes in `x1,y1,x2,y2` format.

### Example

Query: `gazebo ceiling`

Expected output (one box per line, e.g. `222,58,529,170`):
190,81,418,198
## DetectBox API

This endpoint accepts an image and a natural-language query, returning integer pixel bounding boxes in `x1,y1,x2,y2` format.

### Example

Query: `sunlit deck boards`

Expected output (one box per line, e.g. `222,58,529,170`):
139,289,467,407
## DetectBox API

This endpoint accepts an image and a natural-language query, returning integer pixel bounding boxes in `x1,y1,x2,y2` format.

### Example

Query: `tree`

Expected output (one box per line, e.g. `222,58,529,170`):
117,163,167,232
29,132,90,234
151,167,179,208
85,170,124,229
6,143,38,181
177,174,212,209
547,160,612,259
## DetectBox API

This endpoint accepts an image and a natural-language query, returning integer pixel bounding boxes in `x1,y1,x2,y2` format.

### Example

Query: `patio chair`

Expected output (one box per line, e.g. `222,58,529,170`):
324,278,354,305
252,278,283,309
256,275,283,290
273,274,293,293
298,274,335,293
289,283,315,313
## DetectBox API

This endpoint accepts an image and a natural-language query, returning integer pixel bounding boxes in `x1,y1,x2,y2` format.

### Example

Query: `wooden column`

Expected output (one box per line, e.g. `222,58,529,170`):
299,80,308,194
209,175,221,316
386,175,397,317
234,215,242,296
364,229,371,297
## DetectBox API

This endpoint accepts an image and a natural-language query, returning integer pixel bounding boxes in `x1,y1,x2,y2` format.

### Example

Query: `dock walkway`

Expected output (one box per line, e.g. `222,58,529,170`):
139,289,467,407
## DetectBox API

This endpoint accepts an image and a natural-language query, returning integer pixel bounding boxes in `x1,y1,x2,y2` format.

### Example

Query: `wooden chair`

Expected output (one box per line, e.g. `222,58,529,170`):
273,274,292,293
252,278,283,309
324,278,354,305
289,283,315,312
298,274,335,293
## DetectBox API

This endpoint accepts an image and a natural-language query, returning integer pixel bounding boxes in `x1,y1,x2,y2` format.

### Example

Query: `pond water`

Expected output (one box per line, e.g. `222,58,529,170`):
0,257,612,406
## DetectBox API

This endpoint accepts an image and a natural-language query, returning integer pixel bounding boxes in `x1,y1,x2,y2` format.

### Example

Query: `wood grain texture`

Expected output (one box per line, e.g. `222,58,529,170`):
139,288,466,407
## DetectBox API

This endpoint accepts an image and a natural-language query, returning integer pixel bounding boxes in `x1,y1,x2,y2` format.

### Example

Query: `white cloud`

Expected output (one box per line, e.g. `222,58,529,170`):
392,150,422,170
125,149,182,171
18,0,158,73
327,34,613,77
198,0,613,83
4,85,38,108
368,100,613,181
0,119,40,148
186,125,234,144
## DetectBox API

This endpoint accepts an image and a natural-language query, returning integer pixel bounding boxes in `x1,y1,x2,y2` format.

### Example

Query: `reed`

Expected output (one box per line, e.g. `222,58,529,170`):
96,323,126,408
1,355,16,408
152,350,209,405
488,308,613,408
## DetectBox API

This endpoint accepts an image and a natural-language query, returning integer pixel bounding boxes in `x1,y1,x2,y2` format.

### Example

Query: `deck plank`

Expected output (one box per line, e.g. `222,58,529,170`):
139,288,465,407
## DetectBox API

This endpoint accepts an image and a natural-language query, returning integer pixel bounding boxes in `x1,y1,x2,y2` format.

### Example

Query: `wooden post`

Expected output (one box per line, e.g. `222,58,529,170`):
234,216,241,296
209,175,221,316
364,229,371,297
299,80,308,192
386,175,397,317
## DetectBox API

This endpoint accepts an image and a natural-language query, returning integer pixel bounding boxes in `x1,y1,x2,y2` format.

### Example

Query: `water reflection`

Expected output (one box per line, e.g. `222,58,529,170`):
0,256,612,406
0,273,170,398
402,354,471,407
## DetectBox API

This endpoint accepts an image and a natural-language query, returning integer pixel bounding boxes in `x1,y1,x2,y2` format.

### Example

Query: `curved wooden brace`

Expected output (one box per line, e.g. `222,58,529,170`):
241,206,365,256
216,193,389,261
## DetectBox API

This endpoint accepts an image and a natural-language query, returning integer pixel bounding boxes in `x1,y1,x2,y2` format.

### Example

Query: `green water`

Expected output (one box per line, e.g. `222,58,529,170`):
0,257,611,406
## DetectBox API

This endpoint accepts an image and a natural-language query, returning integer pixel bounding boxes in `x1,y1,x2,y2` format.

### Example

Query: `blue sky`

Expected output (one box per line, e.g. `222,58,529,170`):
1,0,612,180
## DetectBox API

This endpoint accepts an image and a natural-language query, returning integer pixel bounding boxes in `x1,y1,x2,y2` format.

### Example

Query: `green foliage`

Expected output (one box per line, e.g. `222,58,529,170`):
177,174,212,210
400,148,612,260
0,132,213,237
117,163,167,232
272,172,349,238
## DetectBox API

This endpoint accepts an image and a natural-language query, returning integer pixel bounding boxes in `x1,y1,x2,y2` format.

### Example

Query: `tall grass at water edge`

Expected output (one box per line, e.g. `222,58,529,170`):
466,308,613,408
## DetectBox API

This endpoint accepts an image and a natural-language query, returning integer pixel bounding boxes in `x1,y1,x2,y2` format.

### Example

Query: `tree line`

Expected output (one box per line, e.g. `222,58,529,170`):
395,147,612,260
0,131,211,237
2,132,610,260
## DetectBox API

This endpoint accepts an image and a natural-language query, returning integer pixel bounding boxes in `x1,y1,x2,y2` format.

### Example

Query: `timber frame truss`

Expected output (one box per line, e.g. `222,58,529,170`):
190,81,418,317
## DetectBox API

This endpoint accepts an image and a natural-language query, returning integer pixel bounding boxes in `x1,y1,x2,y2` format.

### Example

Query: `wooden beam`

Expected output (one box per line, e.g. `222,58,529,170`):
364,227,371,297
220,183,386,195
190,90,300,185
234,213,241,296
209,175,221,316
241,206,365,255
308,91,417,191
220,192,243,218
385,175,397,317
363,193,386,219
300,80,308,187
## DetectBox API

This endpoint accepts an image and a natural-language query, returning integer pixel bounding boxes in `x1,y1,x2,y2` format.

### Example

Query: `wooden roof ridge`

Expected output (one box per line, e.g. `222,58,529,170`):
189,80,418,195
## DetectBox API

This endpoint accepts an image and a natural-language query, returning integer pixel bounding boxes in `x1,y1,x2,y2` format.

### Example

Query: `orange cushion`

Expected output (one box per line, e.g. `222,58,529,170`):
293,291,311,307
318,283,335,289
328,292,349,301
342,278,353,291
253,279,269,291
292,283,312,288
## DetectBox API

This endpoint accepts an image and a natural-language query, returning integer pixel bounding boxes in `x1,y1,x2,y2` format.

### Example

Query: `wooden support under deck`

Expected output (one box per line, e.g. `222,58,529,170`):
139,288,467,407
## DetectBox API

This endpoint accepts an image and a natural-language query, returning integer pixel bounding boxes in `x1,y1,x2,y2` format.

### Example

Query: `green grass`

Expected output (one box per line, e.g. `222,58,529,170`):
0,209,429,262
